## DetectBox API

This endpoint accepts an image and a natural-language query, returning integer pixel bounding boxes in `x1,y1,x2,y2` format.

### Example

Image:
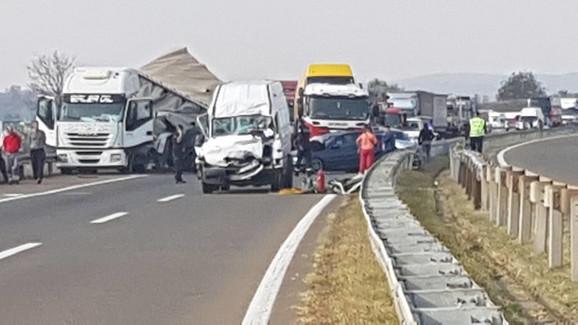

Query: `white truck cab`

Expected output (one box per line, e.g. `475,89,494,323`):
37,67,154,173
517,107,545,130
197,81,293,193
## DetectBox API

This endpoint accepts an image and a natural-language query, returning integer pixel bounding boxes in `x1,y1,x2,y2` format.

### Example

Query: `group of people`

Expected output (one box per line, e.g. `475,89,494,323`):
0,121,47,185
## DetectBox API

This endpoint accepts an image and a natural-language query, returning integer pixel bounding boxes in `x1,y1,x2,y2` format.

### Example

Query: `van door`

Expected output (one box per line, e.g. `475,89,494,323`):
124,98,154,148
36,96,57,147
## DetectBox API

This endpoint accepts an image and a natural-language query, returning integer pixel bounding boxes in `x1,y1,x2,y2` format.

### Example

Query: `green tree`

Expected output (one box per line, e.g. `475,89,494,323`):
367,78,403,101
497,72,546,101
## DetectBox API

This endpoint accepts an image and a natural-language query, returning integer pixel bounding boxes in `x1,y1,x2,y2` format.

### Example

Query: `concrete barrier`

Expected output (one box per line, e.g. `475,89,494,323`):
361,151,507,324
451,128,578,280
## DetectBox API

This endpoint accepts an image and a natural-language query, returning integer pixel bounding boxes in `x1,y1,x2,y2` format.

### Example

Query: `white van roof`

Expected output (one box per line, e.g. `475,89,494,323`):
213,80,279,118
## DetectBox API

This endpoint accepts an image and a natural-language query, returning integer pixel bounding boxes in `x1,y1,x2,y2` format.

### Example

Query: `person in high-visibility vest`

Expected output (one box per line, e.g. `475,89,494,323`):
468,112,487,153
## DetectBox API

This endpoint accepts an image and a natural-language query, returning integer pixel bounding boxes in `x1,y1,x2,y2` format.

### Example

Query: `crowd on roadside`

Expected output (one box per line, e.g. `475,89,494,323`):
0,121,46,185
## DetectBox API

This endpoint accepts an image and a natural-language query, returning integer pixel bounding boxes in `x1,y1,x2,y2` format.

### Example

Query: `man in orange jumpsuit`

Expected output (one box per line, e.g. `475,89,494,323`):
356,125,378,174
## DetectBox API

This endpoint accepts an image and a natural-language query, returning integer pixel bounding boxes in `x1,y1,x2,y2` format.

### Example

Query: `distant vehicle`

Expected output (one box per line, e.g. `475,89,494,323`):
294,63,355,119
401,117,440,143
390,129,417,150
528,97,561,127
280,80,298,121
307,130,395,172
196,80,293,193
387,91,448,135
383,107,407,128
516,107,545,130
297,83,370,136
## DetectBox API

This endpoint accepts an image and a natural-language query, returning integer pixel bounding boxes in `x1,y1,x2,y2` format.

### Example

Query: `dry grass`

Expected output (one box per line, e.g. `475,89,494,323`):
296,197,398,325
396,157,578,324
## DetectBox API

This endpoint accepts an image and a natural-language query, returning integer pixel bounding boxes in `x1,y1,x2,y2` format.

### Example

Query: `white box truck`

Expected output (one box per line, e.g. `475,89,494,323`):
196,81,293,193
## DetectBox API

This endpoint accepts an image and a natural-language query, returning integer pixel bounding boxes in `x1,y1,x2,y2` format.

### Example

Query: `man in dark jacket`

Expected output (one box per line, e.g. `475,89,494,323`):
293,118,311,174
172,125,186,184
418,124,435,163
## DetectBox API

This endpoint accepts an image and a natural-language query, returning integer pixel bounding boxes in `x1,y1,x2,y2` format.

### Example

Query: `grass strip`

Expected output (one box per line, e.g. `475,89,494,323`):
296,197,398,325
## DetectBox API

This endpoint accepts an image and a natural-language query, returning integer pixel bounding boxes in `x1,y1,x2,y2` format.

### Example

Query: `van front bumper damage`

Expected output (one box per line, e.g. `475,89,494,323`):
201,158,277,187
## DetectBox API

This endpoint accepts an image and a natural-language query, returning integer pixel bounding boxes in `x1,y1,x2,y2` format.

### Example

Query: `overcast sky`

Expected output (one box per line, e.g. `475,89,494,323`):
2,0,578,89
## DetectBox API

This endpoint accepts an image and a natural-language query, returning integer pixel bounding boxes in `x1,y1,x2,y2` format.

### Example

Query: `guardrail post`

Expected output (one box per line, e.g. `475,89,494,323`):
480,165,489,211
569,189,578,281
489,166,498,222
531,181,550,254
465,159,473,199
458,155,465,187
518,175,538,244
545,185,564,268
507,170,523,237
496,167,509,227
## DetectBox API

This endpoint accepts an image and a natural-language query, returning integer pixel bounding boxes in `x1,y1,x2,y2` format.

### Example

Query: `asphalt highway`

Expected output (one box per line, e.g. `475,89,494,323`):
503,135,578,186
0,174,323,324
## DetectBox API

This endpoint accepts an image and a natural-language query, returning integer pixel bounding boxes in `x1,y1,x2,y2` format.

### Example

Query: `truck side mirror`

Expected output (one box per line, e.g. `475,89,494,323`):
298,88,304,97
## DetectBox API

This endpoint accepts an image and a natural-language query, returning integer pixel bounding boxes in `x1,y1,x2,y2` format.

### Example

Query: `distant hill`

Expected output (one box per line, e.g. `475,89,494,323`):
394,73,578,98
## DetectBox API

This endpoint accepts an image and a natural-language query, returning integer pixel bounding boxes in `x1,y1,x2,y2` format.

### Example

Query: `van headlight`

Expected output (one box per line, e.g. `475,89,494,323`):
110,154,123,162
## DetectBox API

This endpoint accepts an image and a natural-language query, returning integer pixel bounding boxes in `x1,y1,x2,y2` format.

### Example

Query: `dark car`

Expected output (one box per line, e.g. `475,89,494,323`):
307,130,395,172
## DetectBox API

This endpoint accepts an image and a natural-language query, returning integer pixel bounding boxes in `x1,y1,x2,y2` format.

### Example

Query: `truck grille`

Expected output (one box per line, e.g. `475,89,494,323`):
65,133,111,147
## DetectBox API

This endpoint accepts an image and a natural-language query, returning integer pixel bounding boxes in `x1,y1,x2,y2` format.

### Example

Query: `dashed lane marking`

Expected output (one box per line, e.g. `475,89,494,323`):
0,243,43,261
157,194,185,203
90,212,129,224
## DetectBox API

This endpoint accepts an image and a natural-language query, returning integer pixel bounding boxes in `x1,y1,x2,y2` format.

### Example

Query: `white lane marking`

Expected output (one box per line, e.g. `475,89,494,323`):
90,212,129,224
0,175,146,204
3,193,23,197
0,243,43,261
157,194,185,203
497,133,578,167
242,194,336,325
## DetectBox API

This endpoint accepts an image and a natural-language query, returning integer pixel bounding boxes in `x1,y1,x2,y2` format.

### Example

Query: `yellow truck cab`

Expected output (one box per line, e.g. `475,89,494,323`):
295,64,355,117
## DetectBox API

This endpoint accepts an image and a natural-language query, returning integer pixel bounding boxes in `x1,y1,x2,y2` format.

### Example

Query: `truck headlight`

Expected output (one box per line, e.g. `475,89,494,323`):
110,153,123,162
58,154,68,163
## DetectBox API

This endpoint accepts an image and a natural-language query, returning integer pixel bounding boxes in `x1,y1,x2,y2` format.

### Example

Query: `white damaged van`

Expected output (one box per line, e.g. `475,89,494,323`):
196,81,293,193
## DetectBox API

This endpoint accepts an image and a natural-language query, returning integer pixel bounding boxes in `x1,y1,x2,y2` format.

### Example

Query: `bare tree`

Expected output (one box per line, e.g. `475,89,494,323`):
27,51,76,101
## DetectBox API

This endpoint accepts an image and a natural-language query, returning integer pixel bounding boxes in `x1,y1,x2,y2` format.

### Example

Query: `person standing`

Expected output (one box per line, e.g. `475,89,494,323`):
356,125,378,174
172,125,186,184
293,118,311,174
468,112,487,153
2,126,22,184
418,123,435,162
29,121,47,184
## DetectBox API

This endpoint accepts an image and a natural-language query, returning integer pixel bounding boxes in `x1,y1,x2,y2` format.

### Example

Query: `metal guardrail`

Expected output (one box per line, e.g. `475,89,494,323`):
451,130,578,282
360,151,507,325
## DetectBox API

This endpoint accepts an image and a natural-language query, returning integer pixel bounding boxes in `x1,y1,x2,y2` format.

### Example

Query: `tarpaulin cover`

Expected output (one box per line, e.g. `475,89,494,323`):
213,81,272,118
139,47,221,106
136,48,222,133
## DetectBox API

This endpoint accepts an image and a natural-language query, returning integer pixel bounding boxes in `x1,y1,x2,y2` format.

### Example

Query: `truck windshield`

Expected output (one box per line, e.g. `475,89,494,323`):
212,115,272,137
307,76,354,85
385,114,402,127
309,97,369,121
59,102,125,122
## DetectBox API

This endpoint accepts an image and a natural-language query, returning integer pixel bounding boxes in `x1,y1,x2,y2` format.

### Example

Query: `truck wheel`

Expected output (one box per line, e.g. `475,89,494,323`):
202,182,218,194
60,168,74,175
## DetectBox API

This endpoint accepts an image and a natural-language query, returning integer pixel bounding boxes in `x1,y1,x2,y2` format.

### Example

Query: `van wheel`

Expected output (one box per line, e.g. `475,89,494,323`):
60,168,74,175
202,182,218,194
283,157,294,188
270,170,282,192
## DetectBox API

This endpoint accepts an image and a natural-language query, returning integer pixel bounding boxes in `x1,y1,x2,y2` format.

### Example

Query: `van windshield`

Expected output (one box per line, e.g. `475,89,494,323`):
212,115,273,137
